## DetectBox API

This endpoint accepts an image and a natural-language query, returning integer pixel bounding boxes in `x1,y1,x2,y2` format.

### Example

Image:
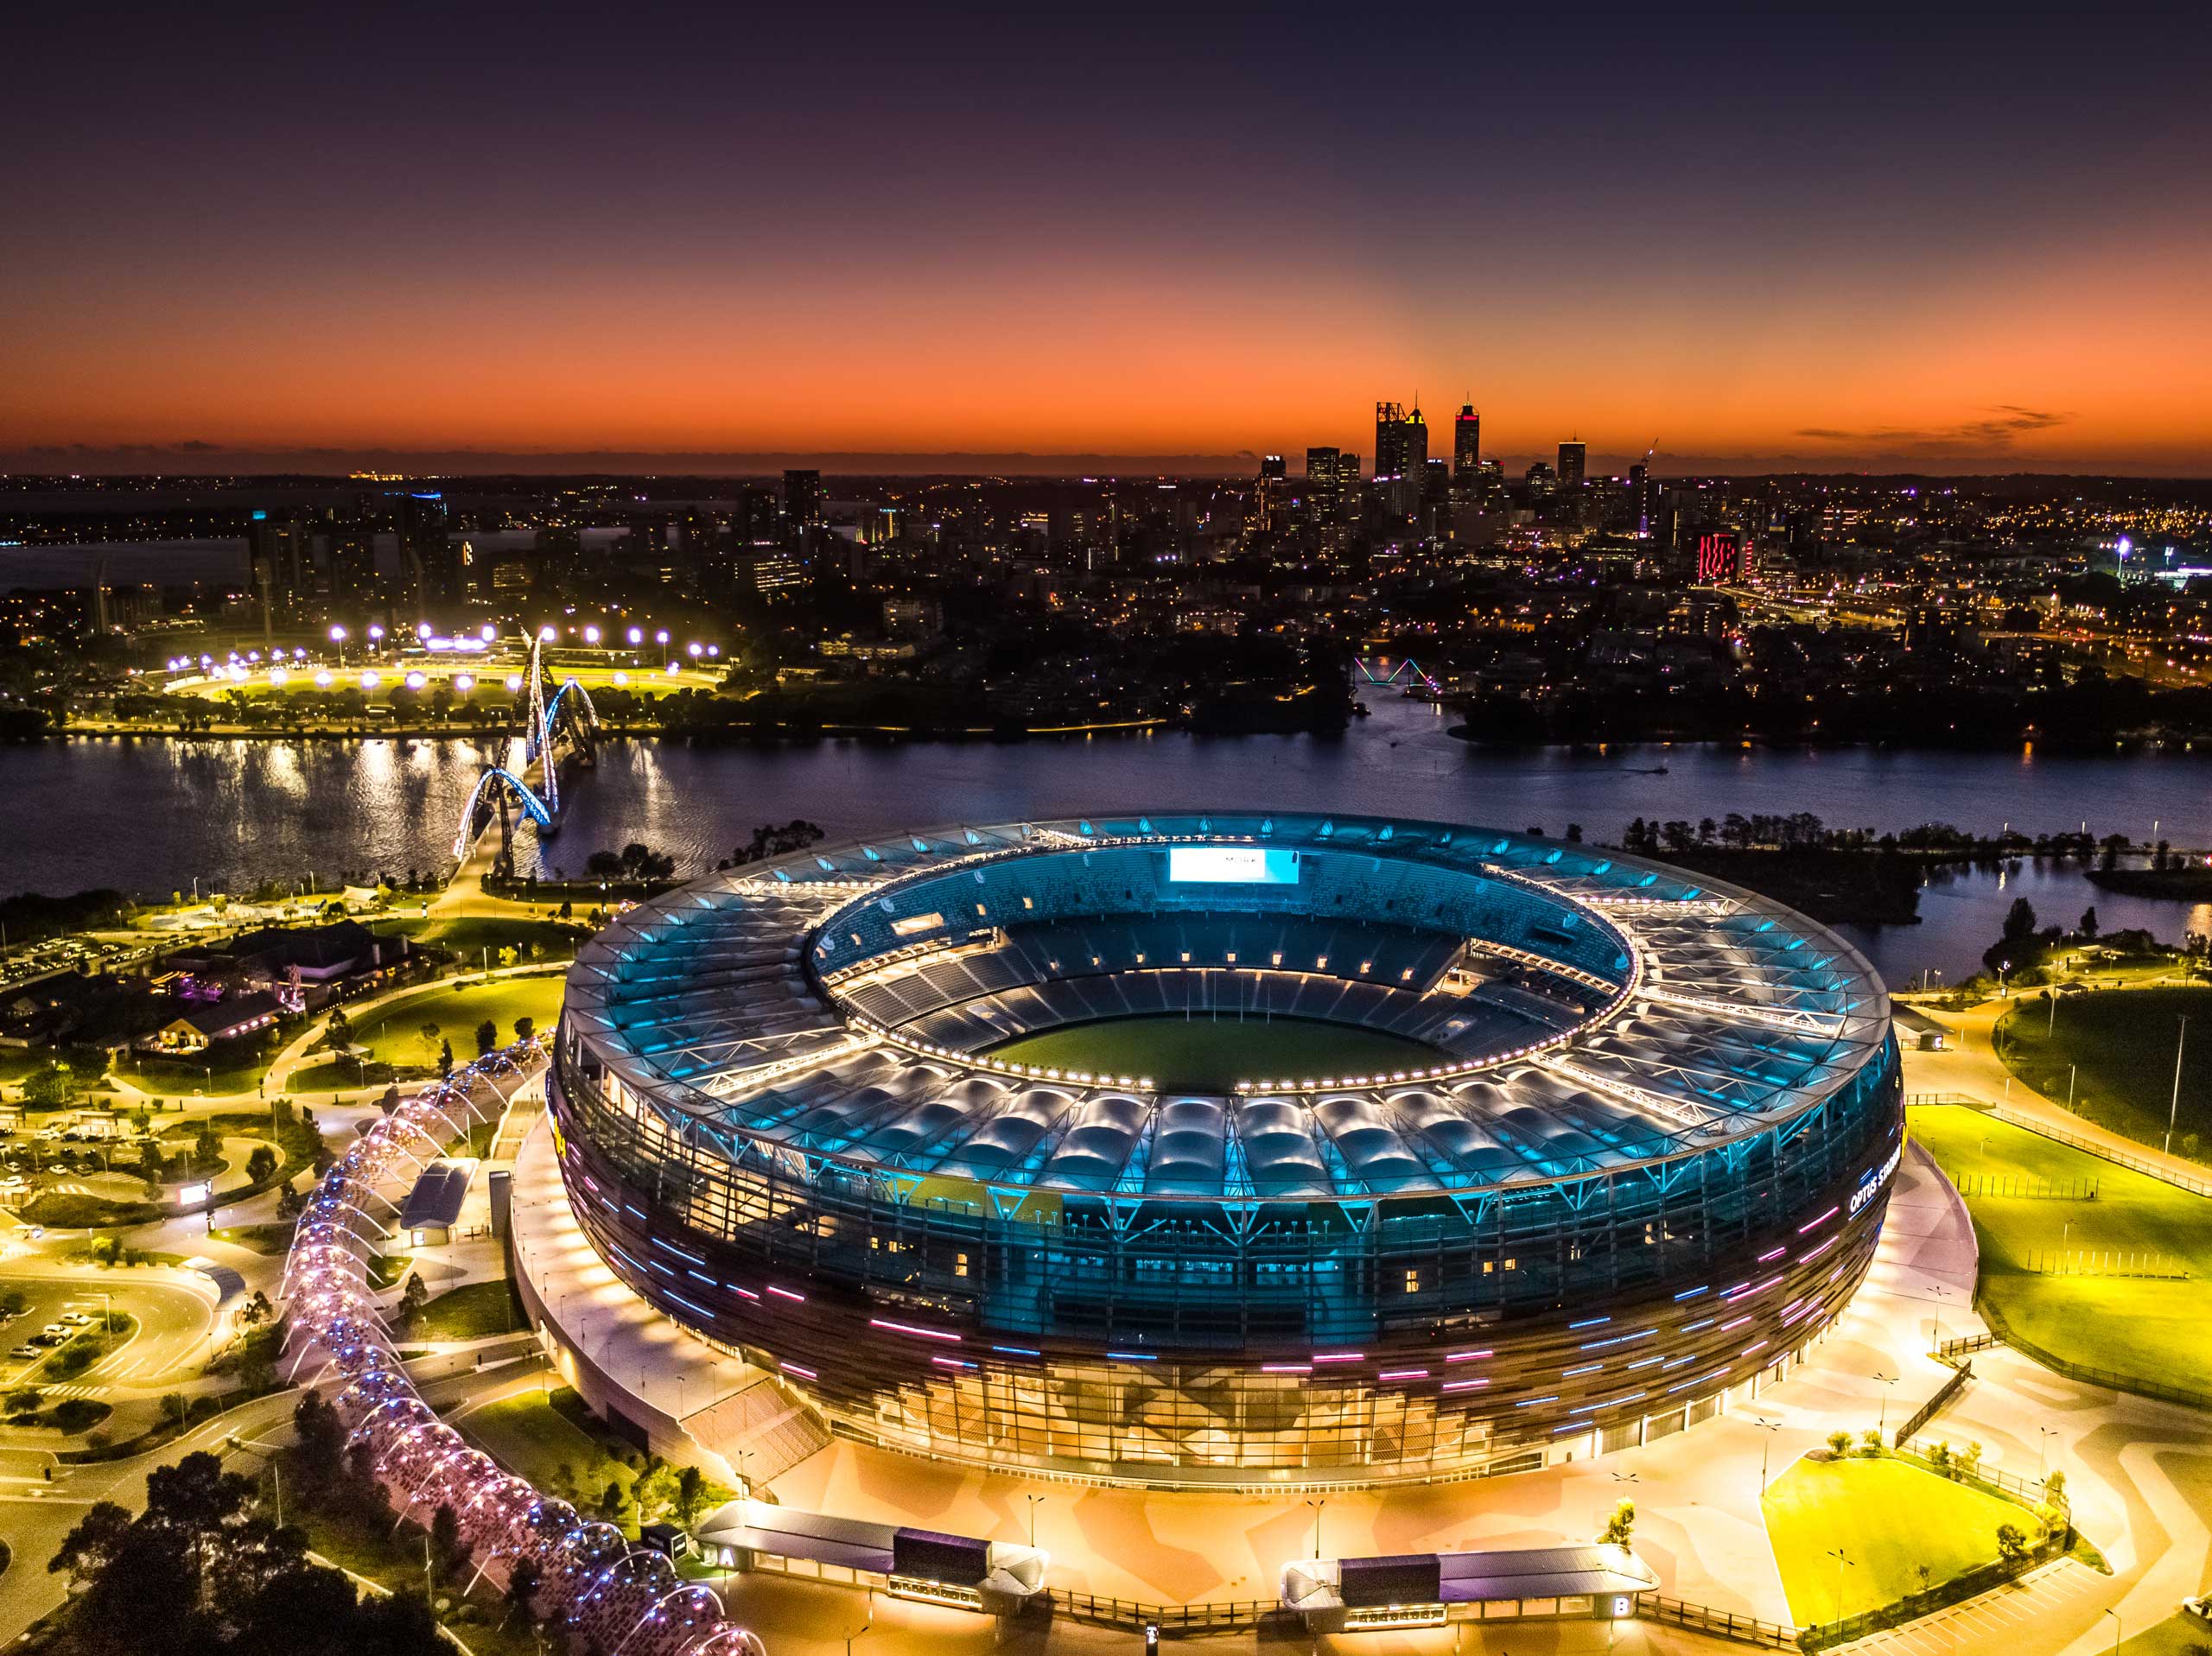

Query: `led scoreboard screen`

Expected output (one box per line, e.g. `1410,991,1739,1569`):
1166,847,1302,885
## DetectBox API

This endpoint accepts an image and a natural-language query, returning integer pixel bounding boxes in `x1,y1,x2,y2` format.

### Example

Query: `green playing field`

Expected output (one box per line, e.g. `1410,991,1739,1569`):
987,1014,1444,1091
1909,1102,2212,1393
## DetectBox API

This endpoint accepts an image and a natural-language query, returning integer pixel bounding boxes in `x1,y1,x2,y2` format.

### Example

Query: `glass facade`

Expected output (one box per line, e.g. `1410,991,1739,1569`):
550,1031,1899,1484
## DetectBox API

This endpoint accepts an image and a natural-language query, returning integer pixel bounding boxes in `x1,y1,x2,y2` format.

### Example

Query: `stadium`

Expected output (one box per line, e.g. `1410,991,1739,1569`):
548,811,1902,1488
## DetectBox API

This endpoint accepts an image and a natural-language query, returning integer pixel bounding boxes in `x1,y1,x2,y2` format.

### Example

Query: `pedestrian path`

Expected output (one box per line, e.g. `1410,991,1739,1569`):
34,1383,110,1399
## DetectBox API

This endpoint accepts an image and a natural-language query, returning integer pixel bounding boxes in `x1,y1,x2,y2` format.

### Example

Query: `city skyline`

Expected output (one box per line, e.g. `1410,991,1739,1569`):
5,6,2210,475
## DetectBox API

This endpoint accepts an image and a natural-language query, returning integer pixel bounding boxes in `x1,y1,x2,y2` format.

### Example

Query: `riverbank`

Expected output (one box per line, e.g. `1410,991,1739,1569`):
2085,865,2212,900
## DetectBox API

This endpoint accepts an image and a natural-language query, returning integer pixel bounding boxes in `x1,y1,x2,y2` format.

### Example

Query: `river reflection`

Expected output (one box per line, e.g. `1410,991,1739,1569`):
12,695,2212,991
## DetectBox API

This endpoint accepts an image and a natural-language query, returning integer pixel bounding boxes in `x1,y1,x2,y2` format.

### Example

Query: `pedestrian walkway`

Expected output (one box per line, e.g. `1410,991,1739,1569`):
35,1383,110,1399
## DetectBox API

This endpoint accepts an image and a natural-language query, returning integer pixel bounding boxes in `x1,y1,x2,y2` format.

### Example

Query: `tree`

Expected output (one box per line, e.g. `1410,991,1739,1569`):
1599,1497,1635,1545
400,1273,428,1323
437,1038,454,1079
673,1464,710,1527
514,1016,535,1044
474,1018,497,1056
429,1501,468,1577
2045,1468,2068,1501
293,1389,346,1474
596,1480,627,1523
245,1145,277,1183
2079,906,2099,939
417,1022,442,1063
501,1557,543,1628
48,1500,133,1588
1827,1429,1853,1457
23,1062,77,1109
1994,1521,2029,1563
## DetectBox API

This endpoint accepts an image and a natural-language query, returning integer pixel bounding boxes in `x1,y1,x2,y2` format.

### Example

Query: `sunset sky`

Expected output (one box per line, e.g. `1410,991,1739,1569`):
6,4,2210,474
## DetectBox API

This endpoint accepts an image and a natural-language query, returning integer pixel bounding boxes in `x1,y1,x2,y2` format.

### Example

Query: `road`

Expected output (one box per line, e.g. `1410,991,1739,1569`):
0,1273,216,1395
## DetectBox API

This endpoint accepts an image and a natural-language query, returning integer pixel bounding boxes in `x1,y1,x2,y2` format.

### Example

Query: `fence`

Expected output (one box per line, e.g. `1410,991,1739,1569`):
1891,1360,1973,1446
2025,1247,2187,1278
1795,1545,2065,1652
1947,1171,2097,1201
1637,1596,1798,1649
1044,1591,1287,1634
1895,1439,2064,1507
1974,1299,2212,1414
1906,1091,2212,1198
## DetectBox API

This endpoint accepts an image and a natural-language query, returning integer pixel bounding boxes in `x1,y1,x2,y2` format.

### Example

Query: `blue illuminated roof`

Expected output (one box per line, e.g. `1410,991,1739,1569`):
560,813,1892,1203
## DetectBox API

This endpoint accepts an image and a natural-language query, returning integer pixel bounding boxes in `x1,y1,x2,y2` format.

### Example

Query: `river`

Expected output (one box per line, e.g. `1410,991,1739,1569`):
9,695,2212,990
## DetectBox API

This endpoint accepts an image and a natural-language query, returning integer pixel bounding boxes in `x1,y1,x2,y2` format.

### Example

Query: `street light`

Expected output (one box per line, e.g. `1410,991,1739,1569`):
2105,1608,2121,1656
1024,1493,1042,1547
1303,1497,1326,1559
842,1590,874,1656
1825,1546,1854,1621
1872,1371,1897,1440
1752,1416,1783,1491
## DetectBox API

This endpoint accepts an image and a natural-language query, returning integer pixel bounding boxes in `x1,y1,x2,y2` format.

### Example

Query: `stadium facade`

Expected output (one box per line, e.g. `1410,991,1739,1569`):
549,813,1901,1488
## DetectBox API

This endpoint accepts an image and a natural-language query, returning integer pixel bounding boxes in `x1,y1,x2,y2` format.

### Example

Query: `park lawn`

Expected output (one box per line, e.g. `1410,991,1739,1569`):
208,1221,296,1254
461,1388,637,1511
1908,1103,2212,1392
344,976,565,1069
1993,986,2212,1154
415,1279,522,1340
381,916,583,960
287,1498,543,1656
1763,1456,2036,1626
285,1055,392,1093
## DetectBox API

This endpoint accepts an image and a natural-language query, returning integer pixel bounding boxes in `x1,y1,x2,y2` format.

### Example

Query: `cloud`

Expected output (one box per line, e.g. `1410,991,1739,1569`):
1790,407,2071,455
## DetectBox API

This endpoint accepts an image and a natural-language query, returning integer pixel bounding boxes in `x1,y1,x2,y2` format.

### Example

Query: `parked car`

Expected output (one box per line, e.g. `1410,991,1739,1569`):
29,1333,65,1348
58,1312,93,1327
8,1345,38,1360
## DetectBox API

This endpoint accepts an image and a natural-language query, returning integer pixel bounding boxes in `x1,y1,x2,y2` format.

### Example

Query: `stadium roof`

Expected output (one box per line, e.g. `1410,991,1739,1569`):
561,813,1892,1205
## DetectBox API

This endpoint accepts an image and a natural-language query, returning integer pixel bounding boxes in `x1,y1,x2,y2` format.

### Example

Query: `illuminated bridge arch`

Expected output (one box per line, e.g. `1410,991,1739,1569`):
451,765,553,862
1355,656,1440,693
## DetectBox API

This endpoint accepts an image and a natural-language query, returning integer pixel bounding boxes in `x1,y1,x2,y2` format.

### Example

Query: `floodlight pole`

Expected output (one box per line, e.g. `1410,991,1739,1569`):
2167,1014,2188,1155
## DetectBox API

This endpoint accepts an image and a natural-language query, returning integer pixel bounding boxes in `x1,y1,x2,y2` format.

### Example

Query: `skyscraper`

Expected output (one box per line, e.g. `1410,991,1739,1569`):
1375,402,1410,481
783,469,824,541
1303,447,1338,530
1557,440,1586,489
1453,403,1480,476
1375,401,1427,519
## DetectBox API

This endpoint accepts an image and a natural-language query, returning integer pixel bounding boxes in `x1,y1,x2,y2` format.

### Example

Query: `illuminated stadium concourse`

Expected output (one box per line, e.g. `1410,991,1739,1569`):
550,812,1901,1488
